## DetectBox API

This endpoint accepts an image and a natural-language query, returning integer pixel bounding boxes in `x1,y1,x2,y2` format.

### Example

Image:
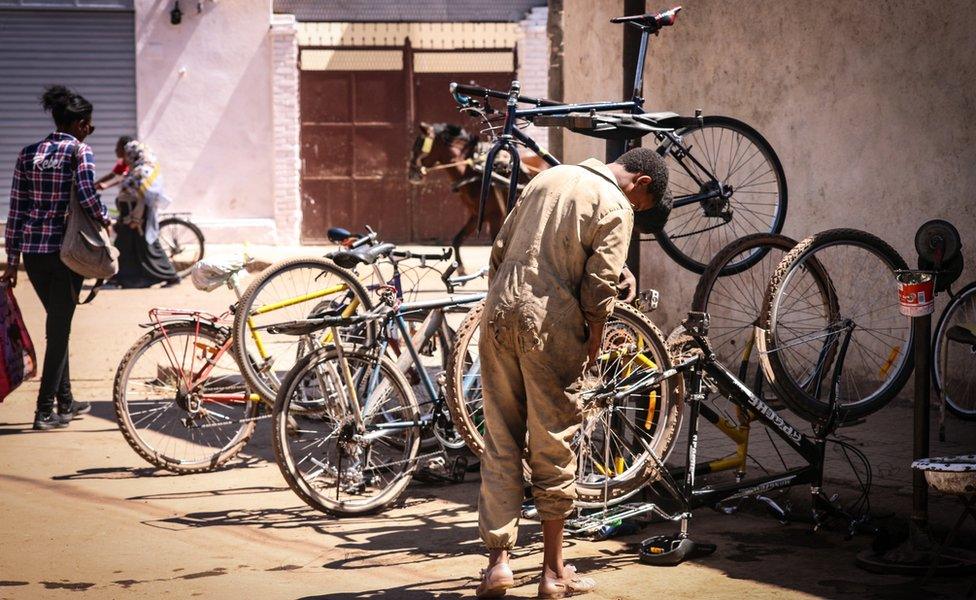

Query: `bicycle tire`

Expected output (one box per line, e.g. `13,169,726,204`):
232,256,374,404
445,301,683,507
158,217,205,278
759,229,914,422
655,116,788,275
272,347,420,516
933,280,976,420
113,322,259,474
692,233,839,383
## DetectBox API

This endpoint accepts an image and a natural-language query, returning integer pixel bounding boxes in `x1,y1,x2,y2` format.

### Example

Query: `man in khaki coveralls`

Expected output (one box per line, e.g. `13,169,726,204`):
475,148,672,598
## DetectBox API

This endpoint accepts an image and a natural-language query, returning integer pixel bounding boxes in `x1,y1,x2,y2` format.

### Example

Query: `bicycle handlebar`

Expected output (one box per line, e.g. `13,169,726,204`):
610,6,681,29
450,82,562,107
390,248,453,263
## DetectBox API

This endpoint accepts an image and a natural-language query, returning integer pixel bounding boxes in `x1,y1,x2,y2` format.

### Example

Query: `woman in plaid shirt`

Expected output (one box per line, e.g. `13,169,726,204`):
1,86,110,430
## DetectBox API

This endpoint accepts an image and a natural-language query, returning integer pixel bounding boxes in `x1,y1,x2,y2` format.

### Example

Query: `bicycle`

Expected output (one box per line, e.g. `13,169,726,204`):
113,258,262,473
450,6,787,275
268,287,487,516
158,212,205,278
231,227,479,405
908,219,975,422
569,309,875,557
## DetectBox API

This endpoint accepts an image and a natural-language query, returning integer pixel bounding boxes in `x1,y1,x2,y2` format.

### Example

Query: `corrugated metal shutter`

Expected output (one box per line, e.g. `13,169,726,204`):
0,8,136,213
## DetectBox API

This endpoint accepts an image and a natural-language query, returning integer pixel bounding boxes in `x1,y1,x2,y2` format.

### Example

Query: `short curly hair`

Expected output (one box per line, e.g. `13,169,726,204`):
614,147,672,210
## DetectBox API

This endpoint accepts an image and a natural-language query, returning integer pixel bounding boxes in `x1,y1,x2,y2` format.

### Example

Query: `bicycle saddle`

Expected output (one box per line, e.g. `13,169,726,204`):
331,242,395,269
328,227,367,244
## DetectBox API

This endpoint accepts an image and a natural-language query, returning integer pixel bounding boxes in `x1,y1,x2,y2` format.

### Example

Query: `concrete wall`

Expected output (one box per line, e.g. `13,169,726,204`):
135,0,277,242
560,0,976,329
517,6,550,148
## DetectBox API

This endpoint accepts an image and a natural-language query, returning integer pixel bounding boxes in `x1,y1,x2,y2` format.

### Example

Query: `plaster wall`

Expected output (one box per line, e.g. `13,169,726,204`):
561,0,976,328
135,0,276,242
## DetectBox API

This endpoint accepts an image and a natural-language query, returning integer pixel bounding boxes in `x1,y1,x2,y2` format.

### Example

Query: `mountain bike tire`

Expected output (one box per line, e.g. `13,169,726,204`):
114,322,259,474
933,280,976,420
655,116,788,275
232,256,373,404
759,229,914,423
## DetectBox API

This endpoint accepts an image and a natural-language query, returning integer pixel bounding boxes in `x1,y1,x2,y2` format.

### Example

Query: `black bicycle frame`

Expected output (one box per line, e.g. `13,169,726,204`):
676,354,824,510
452,11,720,230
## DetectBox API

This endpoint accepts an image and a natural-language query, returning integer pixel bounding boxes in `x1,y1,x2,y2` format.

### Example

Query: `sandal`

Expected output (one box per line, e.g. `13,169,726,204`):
538,564,597,599
476,562,515,598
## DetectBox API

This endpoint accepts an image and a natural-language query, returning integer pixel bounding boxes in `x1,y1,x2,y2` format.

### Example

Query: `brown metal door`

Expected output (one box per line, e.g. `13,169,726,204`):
300,69,409,242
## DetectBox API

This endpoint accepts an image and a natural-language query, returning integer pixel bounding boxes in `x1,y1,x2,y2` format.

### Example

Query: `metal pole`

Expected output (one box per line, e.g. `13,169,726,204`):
912,314,931,529
612,0,646,282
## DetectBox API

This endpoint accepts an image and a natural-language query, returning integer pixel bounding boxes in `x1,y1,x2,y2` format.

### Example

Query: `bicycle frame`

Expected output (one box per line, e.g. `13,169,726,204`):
453,12,720,228
149,308,261,406
597,311,851,517
352,293,486,434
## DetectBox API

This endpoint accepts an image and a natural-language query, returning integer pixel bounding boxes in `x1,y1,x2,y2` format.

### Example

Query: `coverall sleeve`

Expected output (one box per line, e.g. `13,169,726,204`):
580,206,634,325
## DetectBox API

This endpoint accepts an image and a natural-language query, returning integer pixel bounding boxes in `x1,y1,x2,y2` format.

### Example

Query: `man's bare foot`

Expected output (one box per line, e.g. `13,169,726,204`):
538,564,596,599
476,562,515,598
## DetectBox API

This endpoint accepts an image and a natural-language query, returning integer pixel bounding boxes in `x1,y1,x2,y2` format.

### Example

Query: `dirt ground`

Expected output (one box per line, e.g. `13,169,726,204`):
1,245,973,599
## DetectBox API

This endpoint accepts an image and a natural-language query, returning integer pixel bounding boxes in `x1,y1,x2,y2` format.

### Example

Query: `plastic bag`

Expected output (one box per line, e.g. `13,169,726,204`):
0,285,36,402
190,256,246,292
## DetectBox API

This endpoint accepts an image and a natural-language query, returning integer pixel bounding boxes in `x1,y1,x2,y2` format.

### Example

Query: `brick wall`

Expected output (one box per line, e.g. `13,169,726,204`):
270,14,302,245
517,6,549,150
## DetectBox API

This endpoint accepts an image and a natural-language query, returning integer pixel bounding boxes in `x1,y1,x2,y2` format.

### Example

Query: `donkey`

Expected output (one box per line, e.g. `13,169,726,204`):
408,122,543,274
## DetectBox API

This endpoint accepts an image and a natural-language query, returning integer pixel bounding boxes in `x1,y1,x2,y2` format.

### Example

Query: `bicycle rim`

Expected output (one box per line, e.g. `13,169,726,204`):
273,348,420,516
933,282,976,420
656,116,787,274
113,323,258,473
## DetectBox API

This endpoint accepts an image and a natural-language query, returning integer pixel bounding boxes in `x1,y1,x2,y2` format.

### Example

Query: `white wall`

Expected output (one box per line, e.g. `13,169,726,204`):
135,0,276,242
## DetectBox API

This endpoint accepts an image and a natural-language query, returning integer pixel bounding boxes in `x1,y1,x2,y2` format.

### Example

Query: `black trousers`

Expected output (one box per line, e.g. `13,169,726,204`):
23,253,82,413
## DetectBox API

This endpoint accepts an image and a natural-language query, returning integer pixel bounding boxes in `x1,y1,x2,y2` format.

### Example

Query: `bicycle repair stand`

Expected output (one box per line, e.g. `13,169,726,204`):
856,219,971,576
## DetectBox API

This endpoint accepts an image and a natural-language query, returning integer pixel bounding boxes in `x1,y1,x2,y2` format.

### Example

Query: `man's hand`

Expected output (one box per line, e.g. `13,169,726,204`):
1,264,18,288
617,266,637,303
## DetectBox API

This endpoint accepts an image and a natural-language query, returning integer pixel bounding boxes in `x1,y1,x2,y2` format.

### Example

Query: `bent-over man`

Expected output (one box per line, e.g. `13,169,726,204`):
476,147,672,598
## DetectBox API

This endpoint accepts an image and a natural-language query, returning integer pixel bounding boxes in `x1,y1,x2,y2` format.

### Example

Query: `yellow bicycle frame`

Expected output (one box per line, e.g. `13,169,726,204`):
245,283,359,360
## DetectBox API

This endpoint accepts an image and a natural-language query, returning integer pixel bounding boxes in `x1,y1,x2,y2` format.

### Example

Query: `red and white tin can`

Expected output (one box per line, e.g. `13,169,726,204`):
897,271,935,317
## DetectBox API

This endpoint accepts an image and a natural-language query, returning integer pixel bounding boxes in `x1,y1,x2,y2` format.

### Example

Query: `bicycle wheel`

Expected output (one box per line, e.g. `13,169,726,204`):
273,348,420,516
158,217,205,278
232,256,374,404
113,322,259,473
760,229,914,423
691,233,837,390
934,281,976,420
445,301,683,507
575,303,683,507
655,116,788,275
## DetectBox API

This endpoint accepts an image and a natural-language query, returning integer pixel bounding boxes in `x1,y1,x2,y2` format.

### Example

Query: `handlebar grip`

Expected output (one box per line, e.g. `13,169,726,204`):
441,262,458,286
451,82,507,100
350,231,376,249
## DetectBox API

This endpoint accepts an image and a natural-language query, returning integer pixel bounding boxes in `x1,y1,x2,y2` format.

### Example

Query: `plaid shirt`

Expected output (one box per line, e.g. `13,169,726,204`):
5,132,110,266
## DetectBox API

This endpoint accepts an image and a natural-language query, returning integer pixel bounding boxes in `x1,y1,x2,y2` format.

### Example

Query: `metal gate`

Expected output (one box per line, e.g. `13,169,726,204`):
0,5,136,213
299,43,516,243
